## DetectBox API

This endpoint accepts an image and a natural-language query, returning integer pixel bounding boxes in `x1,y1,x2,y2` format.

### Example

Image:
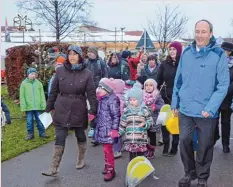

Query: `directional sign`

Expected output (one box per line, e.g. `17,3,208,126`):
136,30,155,50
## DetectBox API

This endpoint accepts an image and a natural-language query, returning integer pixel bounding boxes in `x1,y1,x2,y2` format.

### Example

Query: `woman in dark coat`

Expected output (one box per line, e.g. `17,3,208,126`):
156,41,182,156
107,52,130,81
42,45,97,176
215,41,233,153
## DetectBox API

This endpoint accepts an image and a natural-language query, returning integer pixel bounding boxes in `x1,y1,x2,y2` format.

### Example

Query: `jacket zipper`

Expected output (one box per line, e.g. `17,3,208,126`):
32,81,36,109
67,72,76,128
133,115,135,143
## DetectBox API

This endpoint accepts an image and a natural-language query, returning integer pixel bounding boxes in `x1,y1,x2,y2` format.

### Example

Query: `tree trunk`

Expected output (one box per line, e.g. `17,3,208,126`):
54,0,60,42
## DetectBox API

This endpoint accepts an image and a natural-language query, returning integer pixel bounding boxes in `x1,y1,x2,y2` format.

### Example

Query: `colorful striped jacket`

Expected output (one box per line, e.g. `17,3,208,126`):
119,105,153,144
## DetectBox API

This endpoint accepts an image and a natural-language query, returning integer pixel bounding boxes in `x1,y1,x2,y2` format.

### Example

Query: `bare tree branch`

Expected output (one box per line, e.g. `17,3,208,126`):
148,4,188,56
16,0,94,42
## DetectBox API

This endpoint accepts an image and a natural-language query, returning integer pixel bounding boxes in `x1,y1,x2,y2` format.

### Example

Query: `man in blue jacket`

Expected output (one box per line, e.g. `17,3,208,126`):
171,20,229,187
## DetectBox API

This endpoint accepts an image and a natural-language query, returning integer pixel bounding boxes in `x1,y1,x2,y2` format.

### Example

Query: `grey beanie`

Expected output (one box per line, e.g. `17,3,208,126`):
68,45,82,56
88,46,98,56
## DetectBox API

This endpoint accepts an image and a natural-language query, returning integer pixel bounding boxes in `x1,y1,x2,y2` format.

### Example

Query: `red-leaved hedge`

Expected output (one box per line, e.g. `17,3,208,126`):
5,42,88,99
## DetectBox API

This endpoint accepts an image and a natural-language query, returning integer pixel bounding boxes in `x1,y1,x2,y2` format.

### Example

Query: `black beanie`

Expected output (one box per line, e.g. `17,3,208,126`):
221,42,233,52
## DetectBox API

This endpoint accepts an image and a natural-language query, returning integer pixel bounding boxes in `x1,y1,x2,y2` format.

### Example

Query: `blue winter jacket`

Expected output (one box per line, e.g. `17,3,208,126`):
171,38,229,118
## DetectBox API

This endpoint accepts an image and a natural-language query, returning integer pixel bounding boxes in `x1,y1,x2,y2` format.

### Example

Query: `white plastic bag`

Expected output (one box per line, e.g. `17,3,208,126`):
156,112,169,126
39,112,53,129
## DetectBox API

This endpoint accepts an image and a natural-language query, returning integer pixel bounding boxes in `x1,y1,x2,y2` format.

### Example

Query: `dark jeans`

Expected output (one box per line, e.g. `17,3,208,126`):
26,110,45,136
1,100,11,123
55,125,86,146
215,109,232,146
129,152,144,161
179,112,217,180
161,126,179,149
148,131,157,146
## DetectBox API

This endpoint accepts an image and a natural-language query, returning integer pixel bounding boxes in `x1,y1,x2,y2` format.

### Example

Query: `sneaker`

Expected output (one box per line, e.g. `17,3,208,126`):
25,134,34,141
197,179,207,187
6,120,11,125
88,128,95,138
114,151,122,159
168,149,178,157
178,173,197,187
40,134,49,138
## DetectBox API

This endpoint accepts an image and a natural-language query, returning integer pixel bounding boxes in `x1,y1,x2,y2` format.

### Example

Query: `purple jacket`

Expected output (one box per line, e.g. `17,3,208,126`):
94,93,121,144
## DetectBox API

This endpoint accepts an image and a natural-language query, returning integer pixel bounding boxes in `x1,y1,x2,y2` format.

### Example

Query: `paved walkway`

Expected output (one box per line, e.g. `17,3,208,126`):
2,130,233,187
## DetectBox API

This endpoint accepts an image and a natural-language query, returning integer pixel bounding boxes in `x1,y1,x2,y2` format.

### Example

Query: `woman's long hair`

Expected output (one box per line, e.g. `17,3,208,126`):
166,55,181,65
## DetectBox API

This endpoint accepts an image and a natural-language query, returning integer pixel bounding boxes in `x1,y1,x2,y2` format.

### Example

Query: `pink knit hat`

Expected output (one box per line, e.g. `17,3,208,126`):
99,78,115,93
169,41,183,56
112,79,125,94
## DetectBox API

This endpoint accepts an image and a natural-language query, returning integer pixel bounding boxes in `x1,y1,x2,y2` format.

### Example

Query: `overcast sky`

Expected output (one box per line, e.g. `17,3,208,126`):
1,0,233,38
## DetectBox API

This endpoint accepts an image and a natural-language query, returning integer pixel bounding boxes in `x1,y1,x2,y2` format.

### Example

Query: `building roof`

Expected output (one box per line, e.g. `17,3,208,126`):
79,25,112,32
125,31,143,36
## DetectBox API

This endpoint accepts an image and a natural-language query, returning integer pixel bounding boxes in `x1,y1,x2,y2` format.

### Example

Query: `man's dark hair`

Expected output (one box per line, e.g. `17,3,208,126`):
195,19,213,32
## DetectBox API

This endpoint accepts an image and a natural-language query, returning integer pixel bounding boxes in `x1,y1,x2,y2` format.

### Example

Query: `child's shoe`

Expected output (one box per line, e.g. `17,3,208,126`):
145,150,155,159
104,167,116,181
114,151,122,159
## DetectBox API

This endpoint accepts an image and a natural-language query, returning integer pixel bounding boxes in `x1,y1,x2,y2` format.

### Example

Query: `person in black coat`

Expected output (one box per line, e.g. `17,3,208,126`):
140,55,159,81
156,41,182,156
214,41,233,153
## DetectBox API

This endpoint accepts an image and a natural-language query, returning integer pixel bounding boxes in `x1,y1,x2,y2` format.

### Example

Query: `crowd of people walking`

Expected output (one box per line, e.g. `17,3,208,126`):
1,19,231,187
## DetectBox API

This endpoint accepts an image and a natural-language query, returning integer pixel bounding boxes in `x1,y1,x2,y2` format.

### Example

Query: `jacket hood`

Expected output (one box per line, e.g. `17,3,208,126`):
108,52,122,66
63,61,86,71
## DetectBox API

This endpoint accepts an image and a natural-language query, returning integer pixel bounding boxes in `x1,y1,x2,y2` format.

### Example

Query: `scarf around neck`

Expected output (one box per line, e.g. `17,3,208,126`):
71,63,83,70
143,89,160,106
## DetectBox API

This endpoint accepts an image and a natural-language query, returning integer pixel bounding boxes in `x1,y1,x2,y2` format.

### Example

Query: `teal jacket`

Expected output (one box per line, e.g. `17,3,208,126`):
20,78,46,112
171,37,229,118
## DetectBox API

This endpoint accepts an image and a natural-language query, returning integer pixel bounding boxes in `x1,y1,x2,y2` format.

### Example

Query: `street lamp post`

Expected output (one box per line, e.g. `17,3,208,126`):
120,27,125,50
13,14,33,43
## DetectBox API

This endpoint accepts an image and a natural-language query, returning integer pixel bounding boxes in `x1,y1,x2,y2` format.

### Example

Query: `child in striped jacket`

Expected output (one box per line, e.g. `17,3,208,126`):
119,83,153,161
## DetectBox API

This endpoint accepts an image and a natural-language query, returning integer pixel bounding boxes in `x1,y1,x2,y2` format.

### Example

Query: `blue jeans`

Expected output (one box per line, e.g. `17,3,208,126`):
1,100,11,123
26,110,45,136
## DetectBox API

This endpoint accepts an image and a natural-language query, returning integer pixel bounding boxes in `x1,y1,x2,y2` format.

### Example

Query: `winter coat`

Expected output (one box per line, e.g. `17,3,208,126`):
156,59,178,104
144,94,165,132
20,78,46,112
94,93,121,144
220,57,233,110
107,53,130,81
45,61,97,129
85,57,108,88
119,106,153,144
140,64,160,81
128,52,142,81
171,37,230,118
